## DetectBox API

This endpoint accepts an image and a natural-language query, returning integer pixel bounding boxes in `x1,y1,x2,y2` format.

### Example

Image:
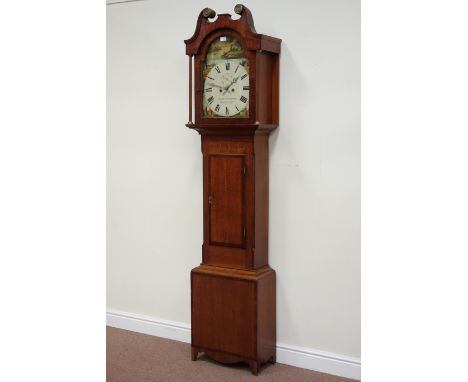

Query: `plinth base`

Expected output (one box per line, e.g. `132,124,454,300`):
191,265,276,375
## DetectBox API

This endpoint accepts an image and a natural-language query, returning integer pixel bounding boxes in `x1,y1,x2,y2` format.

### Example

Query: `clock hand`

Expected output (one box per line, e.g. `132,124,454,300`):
223,76,241,94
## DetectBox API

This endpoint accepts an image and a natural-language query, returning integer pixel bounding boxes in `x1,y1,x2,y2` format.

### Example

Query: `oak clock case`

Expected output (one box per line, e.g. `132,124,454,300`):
184,4,281,376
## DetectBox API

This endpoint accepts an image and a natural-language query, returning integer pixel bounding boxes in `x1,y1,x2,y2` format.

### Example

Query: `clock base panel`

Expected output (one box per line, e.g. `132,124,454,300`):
191,265,276,375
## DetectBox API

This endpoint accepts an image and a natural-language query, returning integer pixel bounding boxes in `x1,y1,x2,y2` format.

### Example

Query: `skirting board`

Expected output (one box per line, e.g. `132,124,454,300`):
107,309,361,380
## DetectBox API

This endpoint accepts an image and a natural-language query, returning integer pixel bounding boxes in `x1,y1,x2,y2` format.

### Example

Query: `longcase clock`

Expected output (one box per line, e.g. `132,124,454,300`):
184,4,281,375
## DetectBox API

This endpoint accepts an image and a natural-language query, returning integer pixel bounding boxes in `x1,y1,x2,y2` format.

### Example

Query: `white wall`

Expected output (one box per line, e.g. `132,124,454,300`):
107,0,360,360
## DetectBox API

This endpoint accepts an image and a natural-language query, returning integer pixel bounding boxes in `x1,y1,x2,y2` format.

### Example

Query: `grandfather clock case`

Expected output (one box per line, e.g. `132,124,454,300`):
184,4,281,375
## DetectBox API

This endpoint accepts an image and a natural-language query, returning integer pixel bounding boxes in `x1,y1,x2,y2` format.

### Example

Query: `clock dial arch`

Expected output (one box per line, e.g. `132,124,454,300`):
194,30,256,123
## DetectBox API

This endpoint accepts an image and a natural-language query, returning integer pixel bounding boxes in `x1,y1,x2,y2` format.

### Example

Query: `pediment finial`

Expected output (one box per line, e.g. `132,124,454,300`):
234,4,256,33
202,7,216,19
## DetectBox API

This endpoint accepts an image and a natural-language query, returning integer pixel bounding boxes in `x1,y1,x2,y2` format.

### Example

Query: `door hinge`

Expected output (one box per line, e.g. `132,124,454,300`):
208,195,212,204
243,226,246,240
243,166,247,176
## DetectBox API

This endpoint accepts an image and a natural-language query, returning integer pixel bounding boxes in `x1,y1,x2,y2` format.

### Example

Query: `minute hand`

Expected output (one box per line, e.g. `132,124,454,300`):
223,76,240,94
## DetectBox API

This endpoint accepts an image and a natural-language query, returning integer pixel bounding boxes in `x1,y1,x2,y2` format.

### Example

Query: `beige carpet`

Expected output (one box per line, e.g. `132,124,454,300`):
107,327,358,382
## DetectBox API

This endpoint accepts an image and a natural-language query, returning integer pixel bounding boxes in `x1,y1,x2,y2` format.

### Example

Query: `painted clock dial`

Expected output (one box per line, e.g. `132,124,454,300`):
203,62,249,117
202,35,250,118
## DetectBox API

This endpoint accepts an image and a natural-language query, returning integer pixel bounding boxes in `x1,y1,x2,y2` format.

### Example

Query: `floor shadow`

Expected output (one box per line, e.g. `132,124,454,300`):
197,353,276,374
